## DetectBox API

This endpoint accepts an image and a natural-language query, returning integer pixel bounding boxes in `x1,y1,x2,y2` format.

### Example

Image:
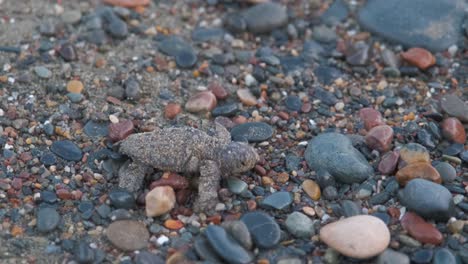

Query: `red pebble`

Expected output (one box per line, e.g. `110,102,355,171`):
401,212,443,245
378,151,399,175
150,172,189,190
359,108,385,130
441,117,466,144
365,125,394,152
108,119,134,142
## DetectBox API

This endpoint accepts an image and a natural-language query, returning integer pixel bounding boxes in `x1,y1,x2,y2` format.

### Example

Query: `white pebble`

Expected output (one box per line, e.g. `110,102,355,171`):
157,235,169,246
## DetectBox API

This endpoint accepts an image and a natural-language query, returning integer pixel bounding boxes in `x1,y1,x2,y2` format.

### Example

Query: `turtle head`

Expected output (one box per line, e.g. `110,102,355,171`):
218,142,259,175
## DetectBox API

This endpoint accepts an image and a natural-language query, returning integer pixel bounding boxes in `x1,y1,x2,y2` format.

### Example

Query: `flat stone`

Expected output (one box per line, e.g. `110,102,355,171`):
400,212,443,245
365,125,394,152
411,249,433,264
191,27,225,42
61,10,82,24
37,207,61,233
227,177,248,194
396,162,441,186
377,249,410,264
302,179,321,200
204,225,253,264
434,162,457,183
242,3,288,33
34,66,52,79
109,189,135,209
440,94,468,123
401,48,435,70
106,220,149,251
341,200,361,217
231,122,274,143
241,211,281,249
221,220,253,250
305,133,373,184
164,103,182,120
145,186,176,217
175,50,197,69
433,248,456,264
50,140,83,161
135,251,165,264
108,120,134,142
261,191,292,210
212,103,239,117
84,120,109,137
321,0,349,25
441,118,466,144
285,212,315,238
193,235,224,263
399,143,430,165
319,215,390,259
185,91,217,113
158,35,194,57
284,95,302,112
358,0,466,51
400,179,455,221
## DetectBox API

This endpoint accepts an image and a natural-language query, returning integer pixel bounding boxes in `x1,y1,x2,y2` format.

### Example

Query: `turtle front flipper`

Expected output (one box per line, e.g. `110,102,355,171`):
118,160,153,192
193,160,220,213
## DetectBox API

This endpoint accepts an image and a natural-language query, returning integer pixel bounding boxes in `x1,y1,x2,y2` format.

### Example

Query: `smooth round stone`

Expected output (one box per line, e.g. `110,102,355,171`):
109,189,135,209
204,225,253,264
378,150,399,175
106,220,149,251
401,47,435,70
108,119,134,142
359,107,385,130
441,118,466,144
175,50,197,68
224,13,247,33
396,162,441,185
357,0,466,52
433,248,456,264
221,220,253,250
399,143,430,165
37,207,61,233
50,140,83,161
302,180,321,200
241,211,281,249
67,93,84,103
440,94,468,122
74,241,94,264
145,186,176,217
212,103,239,117
227,177,248,194
124,78,141,100
135,251,165,264
185,91,217,113
40,151,57,165
341,200,361,217
314,66,342,85
314,88,338,106
400,212,443,245
434,162,457,183
158,35,194,57
377,249,410,264
411,249,433,264
285,212,315,238
41,191,58,204
242,3,288,33
319,215,390,259
284,95,302,112
231,122,274,143
84,121,109,137
400,179,455,221
103,11,128,38
305,133,374,184
321,0,349,25
193,235,224,263
34,66,52,78
443,143,464,156
237,88,257,106
261,191,292,210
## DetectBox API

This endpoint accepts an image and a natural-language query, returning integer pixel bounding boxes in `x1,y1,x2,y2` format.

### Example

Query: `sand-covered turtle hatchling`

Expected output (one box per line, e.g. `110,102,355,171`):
117,123,259,212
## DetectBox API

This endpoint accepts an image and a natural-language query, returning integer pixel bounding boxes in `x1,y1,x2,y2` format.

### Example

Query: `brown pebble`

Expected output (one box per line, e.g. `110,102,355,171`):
359,108,385,130
441,117,466,144
164,103,182,120
108,120,134,142
150,172,189,190
185,91,217,113
400,212,443,245
237,88,257,106
401,47,435,70
396,162,441,185
302,180,321,201
164,219,184,230
66,80,84,94
365,125,393,152
209,82,229,100
301,102,312,113
399,143,430,165
106,220,149,251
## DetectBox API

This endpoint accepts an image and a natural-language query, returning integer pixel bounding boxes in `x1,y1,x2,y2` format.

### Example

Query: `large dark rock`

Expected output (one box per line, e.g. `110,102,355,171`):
358,0,466,51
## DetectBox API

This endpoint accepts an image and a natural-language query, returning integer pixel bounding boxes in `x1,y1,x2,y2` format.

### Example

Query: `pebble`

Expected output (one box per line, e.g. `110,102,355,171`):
341,200,361,217
51,140,83,161
135,251,165,264
401,48,435,70
365,125,394,152
103,0,150,7
284,95,302,112
158,35,195,58
396,162,441,185
302,179,321,200
37,207,61,233
194,236,224,263
241,211,281,249
399,143,430,165
150,173,189,190
440,94,468,123
58,43,77,61
314,66,342,85
285,212,315,238
224,13,247,33
40,152,57,165
411,249,433,264
164,103,182,119
124,78,141,100
191,27,225,42
34,66,52,79
67,92,84,103
305,133,373,184
434,162,457,183
208,82,228,100
61,10,82,24
185,91,217,113
376,249,410,264
319,215,390,259
106,220,149,251
204,225,253,264
102,9,128,38
400,212,443,245
66,80,84,94
175,50,197,68
227,177,248,194
400,179,455,221
441,118,466,144
358,0,466,51
212,103,239,117
236,88,257,106
321,0,349,25
433,248,456,264
378,150,399,175
231,122,274,143
261,191,292,210
242,3,288,33
74,241,95,264
83,120,109,137
221,220,253,250
145,186,176,217
108,120,134,141
109,189,135,209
